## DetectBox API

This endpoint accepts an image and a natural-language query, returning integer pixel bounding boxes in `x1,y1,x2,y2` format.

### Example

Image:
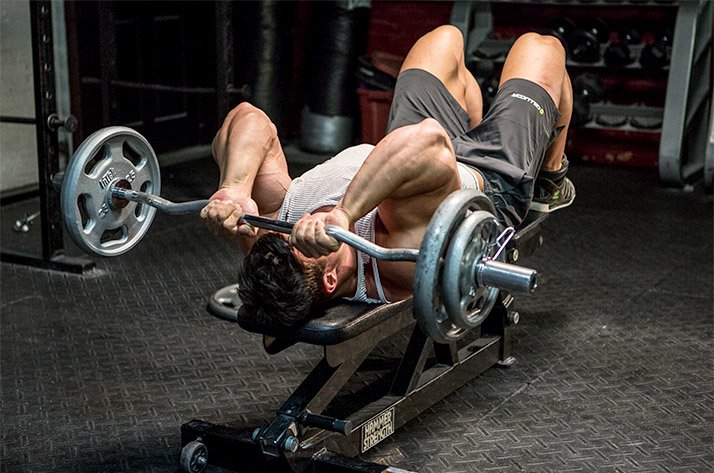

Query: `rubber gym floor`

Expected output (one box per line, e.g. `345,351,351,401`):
1,150,712,473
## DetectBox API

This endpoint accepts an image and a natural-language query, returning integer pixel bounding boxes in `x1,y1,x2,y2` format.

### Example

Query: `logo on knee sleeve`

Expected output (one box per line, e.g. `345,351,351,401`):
511,93,545,115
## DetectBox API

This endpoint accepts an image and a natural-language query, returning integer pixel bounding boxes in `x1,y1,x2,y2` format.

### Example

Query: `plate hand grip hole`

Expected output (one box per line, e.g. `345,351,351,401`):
123,140,143,167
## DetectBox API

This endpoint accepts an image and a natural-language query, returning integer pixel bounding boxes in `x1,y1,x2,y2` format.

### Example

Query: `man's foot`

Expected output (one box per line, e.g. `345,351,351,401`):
530,176,576,213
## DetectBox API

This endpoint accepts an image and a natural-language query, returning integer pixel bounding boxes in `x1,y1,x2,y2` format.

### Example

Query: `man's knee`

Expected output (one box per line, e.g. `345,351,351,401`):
515,32,566,60
504,33,567,104
403,25,465,74
426,25,464,49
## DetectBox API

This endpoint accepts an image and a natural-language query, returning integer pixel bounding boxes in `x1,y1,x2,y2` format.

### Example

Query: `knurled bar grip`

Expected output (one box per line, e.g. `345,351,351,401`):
111,186,535,293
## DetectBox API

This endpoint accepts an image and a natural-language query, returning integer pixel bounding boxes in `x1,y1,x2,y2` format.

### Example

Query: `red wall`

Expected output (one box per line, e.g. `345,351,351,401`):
367,2,454,57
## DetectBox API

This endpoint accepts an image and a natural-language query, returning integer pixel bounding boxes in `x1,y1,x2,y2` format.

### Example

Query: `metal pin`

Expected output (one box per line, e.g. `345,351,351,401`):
491,227,515,261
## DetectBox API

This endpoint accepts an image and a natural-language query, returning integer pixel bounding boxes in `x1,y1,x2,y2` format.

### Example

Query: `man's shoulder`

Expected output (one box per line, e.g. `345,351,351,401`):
331,143,375,161
300,143,375,179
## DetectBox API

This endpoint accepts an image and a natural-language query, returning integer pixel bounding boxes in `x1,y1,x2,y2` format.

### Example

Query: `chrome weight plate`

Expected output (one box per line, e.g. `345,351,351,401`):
413,189,496,344
60,126,160,256
443,209,502,330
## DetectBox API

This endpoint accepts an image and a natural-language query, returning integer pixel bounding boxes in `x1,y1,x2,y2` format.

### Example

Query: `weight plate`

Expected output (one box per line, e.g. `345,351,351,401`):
443,210,501,330
207,284,242,322
60,126,160,257
413,189,496,344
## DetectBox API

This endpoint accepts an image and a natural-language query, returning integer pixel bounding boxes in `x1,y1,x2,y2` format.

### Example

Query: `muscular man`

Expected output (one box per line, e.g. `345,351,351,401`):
201,26,575,326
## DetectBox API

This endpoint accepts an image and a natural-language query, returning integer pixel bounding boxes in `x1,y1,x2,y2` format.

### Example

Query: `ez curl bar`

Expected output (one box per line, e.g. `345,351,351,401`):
56,126,538,343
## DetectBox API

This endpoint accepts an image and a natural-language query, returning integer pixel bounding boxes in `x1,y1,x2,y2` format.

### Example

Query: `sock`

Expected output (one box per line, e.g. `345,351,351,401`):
538,154,568,187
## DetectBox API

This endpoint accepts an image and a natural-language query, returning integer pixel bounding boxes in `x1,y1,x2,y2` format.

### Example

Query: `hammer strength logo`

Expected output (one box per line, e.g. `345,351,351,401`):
511,92,545,115
361,407,394,452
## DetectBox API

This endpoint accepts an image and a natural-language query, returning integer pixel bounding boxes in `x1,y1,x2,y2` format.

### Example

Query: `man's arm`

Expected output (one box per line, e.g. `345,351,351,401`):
201,102,292,251
291,118,461,256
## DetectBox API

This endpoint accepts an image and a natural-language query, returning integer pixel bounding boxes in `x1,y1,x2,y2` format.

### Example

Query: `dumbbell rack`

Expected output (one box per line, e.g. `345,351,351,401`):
451,0,712,187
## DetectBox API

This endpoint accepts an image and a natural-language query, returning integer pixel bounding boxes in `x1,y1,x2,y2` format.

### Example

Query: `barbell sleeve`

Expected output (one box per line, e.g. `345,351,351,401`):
477,259,538,294
111,187,209,215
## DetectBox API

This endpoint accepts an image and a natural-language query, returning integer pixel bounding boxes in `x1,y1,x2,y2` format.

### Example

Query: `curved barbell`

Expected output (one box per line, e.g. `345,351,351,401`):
66,175,536,296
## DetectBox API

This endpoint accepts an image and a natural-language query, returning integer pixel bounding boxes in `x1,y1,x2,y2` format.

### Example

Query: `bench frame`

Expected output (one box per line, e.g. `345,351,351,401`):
181,212,548,473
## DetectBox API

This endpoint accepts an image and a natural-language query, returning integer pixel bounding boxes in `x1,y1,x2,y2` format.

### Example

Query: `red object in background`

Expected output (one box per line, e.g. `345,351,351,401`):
367,2,453,57
568,128,661,169
356,53,404,144
357,88,394,144
360,0,451,144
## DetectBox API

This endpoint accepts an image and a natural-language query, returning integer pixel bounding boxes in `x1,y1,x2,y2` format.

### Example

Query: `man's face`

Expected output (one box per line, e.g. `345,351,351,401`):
290,242,334,269
276,232,331,268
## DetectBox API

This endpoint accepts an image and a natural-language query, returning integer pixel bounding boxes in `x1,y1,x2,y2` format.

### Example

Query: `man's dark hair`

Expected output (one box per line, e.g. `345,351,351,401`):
238,232,327,326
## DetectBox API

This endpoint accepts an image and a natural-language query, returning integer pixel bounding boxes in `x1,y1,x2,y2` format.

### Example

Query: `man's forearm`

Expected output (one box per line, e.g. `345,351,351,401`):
337,120,456,227
336,139,407,224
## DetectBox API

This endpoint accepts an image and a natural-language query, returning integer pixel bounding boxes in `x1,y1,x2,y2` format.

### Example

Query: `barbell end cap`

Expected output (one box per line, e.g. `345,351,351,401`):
529,271,539,294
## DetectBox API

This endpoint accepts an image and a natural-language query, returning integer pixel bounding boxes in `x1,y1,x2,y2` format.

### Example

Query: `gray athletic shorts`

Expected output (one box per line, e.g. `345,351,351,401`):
386,69,561,227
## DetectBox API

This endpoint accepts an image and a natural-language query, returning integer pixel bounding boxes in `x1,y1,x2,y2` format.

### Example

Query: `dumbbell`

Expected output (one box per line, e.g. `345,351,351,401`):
571,72,605,127
640,27,673,70
13,211,41,233
604,25,642,67
544,17,576,56
569,18,609,63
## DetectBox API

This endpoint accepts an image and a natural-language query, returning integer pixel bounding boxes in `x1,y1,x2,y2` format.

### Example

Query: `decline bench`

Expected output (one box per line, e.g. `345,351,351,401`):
179,211,548,473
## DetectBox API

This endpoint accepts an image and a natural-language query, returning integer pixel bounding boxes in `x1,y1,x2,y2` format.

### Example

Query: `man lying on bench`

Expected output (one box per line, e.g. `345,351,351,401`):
200,25,576,327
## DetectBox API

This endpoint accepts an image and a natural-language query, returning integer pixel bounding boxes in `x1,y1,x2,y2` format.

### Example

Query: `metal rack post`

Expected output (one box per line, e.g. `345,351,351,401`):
659,0,713,186
0,0,94,274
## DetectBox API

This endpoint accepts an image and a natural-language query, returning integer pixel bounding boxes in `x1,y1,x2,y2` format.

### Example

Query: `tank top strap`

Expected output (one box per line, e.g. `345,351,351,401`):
371,257,389,304
347,250,384,304
369,222,390,304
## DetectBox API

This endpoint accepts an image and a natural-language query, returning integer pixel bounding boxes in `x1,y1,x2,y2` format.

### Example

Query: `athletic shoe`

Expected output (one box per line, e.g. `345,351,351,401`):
530,176,576,213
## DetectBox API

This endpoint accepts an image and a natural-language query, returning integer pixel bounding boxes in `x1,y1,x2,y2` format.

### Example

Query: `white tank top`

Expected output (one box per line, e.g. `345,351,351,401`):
276,144,482,304
277,144,388,303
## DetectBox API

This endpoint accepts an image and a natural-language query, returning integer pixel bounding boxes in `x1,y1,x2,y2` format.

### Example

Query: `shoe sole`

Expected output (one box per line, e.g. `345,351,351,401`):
529,197,575,213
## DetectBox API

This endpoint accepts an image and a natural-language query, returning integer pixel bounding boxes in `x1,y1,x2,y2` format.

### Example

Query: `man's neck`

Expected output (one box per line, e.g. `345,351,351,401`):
330,247,358,299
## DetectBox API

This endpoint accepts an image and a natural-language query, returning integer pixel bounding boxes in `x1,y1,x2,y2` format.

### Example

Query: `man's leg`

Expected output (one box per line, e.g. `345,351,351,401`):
500,32,571,169
399,25,484,127
499,33,575,212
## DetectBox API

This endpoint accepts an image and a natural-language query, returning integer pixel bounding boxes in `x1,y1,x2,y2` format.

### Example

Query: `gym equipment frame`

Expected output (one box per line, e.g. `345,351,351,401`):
180,212,547,473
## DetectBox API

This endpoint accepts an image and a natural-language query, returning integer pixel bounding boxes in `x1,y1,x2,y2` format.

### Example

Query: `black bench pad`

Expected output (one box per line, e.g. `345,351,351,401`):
236,298,414,346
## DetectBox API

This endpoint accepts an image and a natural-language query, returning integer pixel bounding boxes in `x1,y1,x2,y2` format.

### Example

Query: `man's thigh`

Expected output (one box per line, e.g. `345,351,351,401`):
387,69,471,139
